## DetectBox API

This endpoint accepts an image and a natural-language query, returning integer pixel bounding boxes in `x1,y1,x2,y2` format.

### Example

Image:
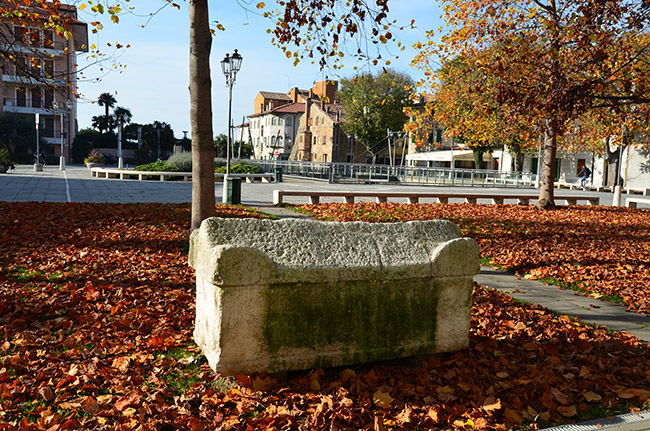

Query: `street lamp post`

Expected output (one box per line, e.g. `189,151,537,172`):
59,101,72,170
117,121,124,169
154,126,162,161
34,113,42,172
220,49,243,204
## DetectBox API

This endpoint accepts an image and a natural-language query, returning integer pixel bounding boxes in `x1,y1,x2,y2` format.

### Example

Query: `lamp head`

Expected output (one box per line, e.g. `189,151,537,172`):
221,53,231,76
231,49,243,73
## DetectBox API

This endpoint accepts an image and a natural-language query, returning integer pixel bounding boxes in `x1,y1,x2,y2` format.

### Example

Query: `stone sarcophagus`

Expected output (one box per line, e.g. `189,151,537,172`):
189,218,480,375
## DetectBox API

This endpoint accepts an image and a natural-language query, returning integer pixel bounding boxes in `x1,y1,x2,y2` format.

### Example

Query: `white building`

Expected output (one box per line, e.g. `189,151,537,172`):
247,103,304,160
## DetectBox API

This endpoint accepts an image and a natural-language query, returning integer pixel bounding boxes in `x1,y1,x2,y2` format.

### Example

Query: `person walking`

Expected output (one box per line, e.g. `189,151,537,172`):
578,166,591,189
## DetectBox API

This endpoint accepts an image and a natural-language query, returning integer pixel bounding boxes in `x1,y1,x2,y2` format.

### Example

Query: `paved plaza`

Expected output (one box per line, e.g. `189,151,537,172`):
0,163,633,207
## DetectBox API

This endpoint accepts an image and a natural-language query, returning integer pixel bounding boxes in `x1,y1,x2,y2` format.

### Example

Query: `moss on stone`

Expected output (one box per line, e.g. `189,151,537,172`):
262,278,439,363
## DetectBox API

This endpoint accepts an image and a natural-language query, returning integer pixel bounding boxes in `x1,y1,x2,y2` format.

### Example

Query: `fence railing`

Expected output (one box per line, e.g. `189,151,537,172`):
250,160,536,188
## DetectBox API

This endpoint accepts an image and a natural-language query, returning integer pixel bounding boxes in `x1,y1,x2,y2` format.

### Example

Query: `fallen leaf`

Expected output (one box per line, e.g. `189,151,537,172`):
483,397,502,411
583,391,602,402
505,408,522,425
558,405,577,417
373,390,394,408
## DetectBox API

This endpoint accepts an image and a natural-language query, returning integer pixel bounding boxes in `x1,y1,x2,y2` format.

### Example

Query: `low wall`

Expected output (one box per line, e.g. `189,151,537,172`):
189,218,480,375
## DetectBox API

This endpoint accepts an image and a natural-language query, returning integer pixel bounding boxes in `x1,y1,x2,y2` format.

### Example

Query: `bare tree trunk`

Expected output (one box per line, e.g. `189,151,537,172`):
515,153,524,172
536,119,557,209
189,0,215,230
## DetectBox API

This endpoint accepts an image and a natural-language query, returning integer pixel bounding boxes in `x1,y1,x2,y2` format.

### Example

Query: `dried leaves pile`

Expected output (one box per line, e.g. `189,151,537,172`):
1,202,649,430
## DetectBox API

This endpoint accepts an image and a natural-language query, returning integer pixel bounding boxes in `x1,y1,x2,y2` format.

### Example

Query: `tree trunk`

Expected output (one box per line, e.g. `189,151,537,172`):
535,119,557,209
189,0,215,230
515,153,524,172
472,148,484,170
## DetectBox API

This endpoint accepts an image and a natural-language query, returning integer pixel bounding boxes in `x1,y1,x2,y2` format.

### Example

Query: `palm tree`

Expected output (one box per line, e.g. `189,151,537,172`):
113,106,132,130
97,92,117,118
91,115,110,134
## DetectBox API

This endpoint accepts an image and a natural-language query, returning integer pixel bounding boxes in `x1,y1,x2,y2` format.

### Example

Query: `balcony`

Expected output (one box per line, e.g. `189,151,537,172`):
0,42,68,59
3,97,59,115
2,74,65,87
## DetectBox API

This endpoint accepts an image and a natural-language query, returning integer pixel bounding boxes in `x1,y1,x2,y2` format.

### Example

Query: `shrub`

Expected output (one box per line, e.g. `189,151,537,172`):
134,161,178,172
71,139,94,164
84,150,105,164
215,163,261,174
0,149,15,170
166,152,192,172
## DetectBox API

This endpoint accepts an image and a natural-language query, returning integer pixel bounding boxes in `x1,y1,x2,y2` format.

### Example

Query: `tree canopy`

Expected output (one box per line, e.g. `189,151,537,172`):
338,69,413,154
412,0,650,207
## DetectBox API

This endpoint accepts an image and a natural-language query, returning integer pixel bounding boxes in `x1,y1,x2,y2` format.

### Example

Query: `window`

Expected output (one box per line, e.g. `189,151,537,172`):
44,117,55,138
271,136,276,147
322,154,328,162
31,88,41,108
43,60,54,78
287,117,292,126
15,56,28,77
44,89,53,108
272,117,277,125
16,87,26,107
28,28,39,46
14,26,27,44
260,125,264,137
322,136,327,145
277,136,283,148
43,30,54,48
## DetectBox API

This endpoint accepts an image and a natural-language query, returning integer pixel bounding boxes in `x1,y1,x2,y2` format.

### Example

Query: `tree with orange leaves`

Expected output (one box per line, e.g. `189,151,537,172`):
412,0,650,208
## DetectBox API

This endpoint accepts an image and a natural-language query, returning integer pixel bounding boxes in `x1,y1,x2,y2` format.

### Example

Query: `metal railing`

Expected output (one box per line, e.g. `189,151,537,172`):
252,160,536,188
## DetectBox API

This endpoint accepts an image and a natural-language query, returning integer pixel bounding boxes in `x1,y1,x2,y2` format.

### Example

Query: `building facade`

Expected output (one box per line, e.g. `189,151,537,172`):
248,80,367,163
0,3,87,161
248,103,304,160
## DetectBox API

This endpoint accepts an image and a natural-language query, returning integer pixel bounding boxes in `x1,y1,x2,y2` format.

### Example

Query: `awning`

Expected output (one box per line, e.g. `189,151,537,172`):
406,150,478,162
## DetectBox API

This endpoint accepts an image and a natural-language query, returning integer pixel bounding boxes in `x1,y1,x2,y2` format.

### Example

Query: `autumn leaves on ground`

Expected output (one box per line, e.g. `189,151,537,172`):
1,202,649,430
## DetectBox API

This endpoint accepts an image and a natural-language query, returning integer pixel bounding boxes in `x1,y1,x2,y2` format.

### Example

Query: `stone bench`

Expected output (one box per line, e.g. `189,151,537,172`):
273,190,600,206
90,168,273,183
189,218,480,375
626,197,650,209
91,167,192,181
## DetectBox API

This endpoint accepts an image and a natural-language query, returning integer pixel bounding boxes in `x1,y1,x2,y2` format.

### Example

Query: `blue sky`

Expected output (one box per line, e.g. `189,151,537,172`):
75,0,444,139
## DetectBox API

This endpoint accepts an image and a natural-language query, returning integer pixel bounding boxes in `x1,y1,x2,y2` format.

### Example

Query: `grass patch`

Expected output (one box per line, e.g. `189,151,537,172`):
537,276,625,304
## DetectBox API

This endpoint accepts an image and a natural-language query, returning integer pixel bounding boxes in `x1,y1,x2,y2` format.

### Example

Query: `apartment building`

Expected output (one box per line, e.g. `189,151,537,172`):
248,80,365,162
0,3,87,161
248,102,304,160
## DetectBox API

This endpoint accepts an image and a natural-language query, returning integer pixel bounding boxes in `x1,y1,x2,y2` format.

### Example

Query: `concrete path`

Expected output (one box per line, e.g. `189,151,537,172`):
2,164,649,430
476,267,650,342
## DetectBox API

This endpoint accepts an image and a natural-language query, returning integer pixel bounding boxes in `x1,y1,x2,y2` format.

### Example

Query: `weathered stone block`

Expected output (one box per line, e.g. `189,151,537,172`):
189,218,480,375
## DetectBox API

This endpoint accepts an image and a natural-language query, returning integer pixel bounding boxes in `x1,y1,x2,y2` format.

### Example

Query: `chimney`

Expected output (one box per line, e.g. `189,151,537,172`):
290,87,299,103
305,92,312,131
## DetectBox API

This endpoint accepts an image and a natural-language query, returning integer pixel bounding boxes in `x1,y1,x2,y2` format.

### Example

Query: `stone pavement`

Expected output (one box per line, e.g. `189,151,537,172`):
2,164,649,430
1,163,638,206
